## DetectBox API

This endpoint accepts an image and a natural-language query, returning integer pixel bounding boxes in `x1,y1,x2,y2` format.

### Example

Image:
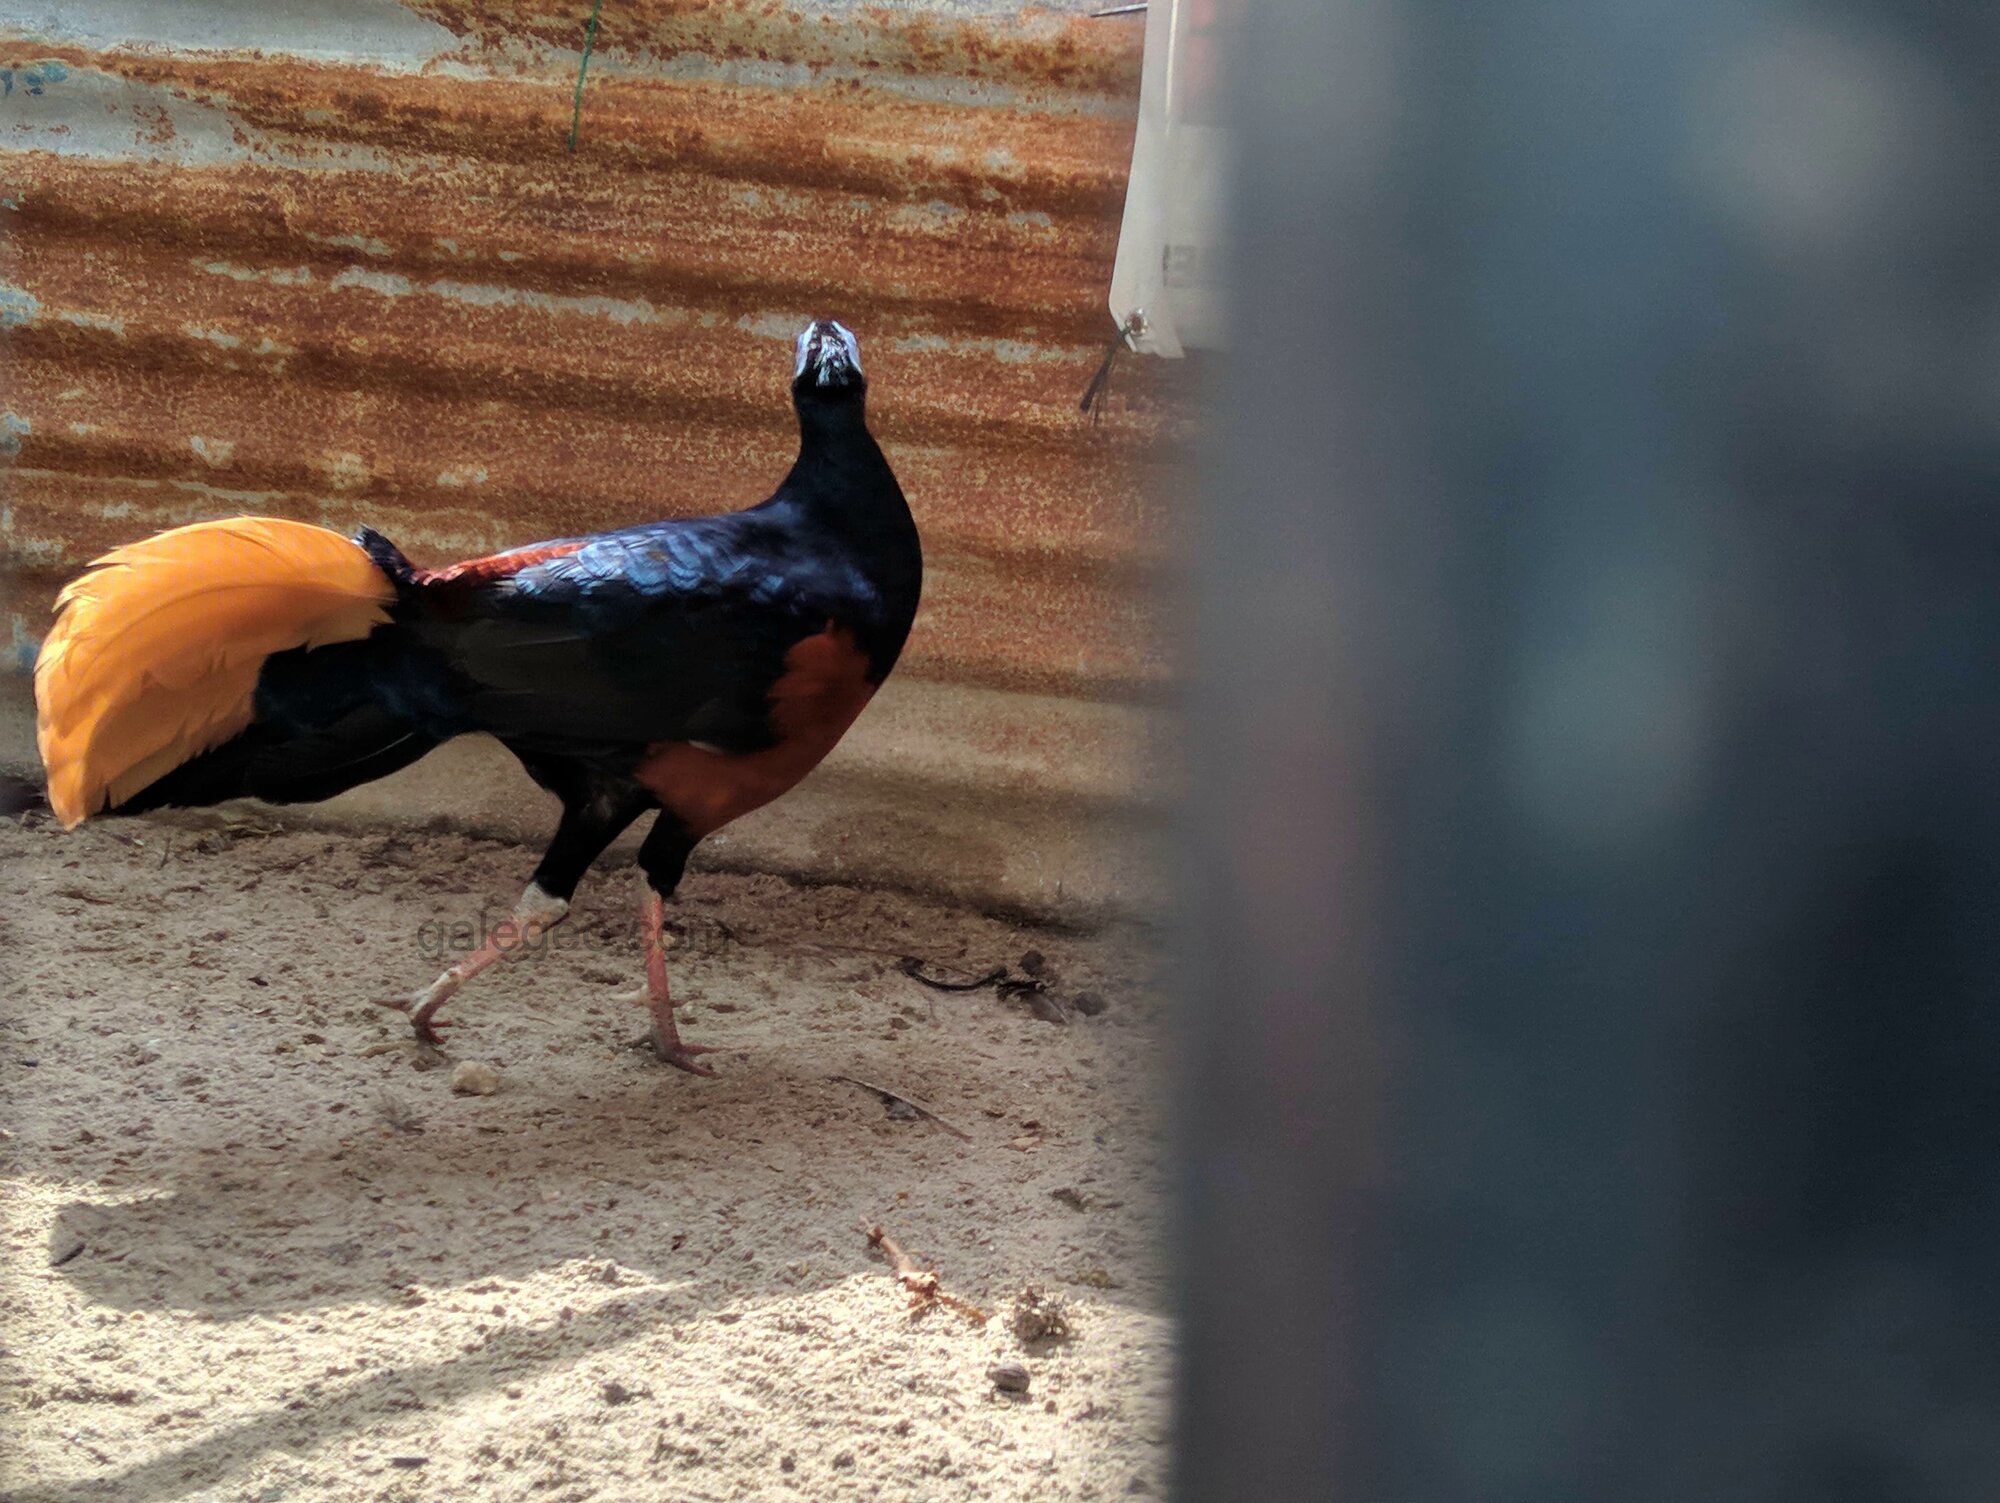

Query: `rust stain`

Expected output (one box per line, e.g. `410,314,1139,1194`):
0,7,1192,713
403,1,1141,103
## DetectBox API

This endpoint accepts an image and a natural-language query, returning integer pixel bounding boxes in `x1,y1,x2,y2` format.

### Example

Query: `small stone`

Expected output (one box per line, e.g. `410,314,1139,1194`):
450,1060,500,1095
1018,950,1047,978
1011,1287,1074,1346
831,1450,856,1470
602,1380,636,1406
988,1360,1032,1394
780,1454,796,1474
1027,991,1070,1025
1070,991,1108,1017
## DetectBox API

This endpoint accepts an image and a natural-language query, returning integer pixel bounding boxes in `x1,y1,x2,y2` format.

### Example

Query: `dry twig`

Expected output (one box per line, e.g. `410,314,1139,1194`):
862,1222,988,1324
899,954,1071,1025
830,1074,972,1140
899,957,1009,992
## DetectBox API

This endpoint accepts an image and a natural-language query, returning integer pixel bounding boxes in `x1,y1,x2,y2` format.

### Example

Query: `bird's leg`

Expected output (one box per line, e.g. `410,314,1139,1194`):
635,890,735,1075
376,882,569,1044
631,818,734,1075
373,787,647,1046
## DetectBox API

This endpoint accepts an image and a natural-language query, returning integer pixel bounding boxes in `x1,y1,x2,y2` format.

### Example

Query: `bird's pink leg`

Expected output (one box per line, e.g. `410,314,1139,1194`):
376,883,569,1045
636,890,734,1076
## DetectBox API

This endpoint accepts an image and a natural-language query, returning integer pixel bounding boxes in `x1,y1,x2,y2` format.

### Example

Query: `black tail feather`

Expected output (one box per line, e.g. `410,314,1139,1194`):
118,706,437,814
115,631,440,815
354,527,421,596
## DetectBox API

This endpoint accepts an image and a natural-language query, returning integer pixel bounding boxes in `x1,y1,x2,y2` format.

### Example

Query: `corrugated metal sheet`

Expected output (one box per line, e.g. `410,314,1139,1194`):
0,1,1188,917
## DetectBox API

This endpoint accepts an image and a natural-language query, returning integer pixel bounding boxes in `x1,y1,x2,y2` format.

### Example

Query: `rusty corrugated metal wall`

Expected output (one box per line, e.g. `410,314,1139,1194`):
0,1,1188,919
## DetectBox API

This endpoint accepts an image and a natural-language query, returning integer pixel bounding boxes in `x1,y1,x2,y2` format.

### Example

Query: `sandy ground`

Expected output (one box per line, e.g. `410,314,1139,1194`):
0,811,1171,1502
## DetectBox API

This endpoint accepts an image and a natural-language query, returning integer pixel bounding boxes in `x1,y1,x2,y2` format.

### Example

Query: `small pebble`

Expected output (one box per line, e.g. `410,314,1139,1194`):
1070,991,1108,1017
450,1060,500,1095
988,1360,1032,1394
1027,992,1070,1026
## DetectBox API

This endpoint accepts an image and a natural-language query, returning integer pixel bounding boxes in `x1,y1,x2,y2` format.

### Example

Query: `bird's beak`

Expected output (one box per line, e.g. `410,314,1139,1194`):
794,319,864,387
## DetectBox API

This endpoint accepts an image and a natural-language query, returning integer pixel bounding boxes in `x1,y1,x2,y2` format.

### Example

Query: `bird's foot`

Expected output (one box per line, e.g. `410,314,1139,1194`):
372,975,460,1046
360,1035,451,1069
372,885,567,1046
647,1027,740,1078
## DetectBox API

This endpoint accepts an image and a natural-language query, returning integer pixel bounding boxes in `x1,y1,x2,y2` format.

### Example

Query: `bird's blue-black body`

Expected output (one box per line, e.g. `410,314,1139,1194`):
125,323,922,909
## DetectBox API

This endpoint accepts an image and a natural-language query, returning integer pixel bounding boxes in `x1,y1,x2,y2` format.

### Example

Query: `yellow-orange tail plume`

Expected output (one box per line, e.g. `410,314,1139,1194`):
34,517,396,828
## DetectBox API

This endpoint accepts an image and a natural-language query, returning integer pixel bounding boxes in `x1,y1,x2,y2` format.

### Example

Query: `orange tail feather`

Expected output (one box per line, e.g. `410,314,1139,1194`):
33,517,395,827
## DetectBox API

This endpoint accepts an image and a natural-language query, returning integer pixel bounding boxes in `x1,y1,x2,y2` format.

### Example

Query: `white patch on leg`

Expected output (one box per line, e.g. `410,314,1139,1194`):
415,971,463,1008
515,882,570,935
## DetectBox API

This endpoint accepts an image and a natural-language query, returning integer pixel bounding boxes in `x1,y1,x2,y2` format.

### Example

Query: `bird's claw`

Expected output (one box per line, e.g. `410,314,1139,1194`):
633,1028,738,1077
371,989,452,1046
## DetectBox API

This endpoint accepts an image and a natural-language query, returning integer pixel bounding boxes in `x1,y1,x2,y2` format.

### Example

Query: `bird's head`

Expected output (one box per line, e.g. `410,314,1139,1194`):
792,318,865,401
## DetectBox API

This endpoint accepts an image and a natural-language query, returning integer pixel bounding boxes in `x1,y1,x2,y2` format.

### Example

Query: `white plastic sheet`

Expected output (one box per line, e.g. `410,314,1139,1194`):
1108,0,1234,356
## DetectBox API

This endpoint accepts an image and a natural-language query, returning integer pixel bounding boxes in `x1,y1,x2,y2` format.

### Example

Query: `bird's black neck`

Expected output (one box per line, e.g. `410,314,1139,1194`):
783,394,902,522
793,391,872,460
777,388,921,667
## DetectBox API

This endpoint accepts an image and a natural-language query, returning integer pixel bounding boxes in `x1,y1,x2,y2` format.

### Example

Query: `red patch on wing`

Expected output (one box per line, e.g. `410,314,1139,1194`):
636,623,877,838
417,539,589,586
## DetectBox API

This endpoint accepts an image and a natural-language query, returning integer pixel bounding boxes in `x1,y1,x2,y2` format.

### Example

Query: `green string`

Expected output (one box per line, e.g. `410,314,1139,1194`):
567,0,604,153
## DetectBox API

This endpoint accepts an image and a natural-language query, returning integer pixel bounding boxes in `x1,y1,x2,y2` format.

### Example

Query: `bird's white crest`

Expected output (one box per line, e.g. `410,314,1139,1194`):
794,319,863,384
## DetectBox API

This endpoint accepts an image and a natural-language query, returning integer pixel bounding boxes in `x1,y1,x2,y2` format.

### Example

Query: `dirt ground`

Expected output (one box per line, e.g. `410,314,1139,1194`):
0,811,1172,1503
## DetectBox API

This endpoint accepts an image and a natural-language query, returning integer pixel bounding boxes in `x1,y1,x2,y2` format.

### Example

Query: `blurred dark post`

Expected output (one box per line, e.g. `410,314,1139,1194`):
1177,1,2000,1499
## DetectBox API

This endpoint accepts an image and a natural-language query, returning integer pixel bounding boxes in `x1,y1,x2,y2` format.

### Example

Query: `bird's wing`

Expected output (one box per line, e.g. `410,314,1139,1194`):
407,513,871,752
